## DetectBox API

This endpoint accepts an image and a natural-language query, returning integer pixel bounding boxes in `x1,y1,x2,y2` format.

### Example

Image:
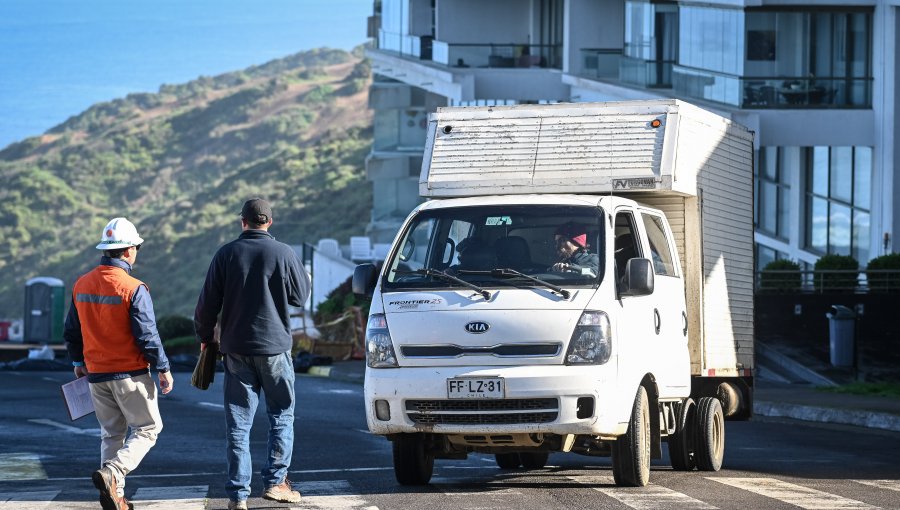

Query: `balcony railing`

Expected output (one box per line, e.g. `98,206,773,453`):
756,269,900,293
620,56,674,88
674,65,873,109
377,30,433,60
579,49,621,79
431,42,562,70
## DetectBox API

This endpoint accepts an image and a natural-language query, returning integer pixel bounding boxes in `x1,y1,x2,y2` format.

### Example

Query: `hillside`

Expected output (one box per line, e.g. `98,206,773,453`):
0,48,373,317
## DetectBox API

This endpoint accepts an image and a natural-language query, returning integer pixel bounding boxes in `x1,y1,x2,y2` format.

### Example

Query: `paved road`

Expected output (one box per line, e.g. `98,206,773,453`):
1,370,899,509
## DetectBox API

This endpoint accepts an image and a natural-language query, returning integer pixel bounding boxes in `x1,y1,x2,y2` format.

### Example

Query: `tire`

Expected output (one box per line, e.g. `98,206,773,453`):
611,386,651,487
495,453,521,470
393,434,434,485
519,452,549,470
667,398,696,471
695,397,725,472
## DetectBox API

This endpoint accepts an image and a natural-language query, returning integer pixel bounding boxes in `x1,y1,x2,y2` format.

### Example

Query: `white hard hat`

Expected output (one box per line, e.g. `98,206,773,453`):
96,217,144,250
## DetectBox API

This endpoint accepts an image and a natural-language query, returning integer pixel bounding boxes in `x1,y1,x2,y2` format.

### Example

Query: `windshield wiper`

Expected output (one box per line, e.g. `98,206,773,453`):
459,268,570,299
393,268,491,300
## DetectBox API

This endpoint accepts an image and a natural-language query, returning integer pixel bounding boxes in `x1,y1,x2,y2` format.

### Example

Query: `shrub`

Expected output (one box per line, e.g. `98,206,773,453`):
156,314,195,340
313,275,371,325
813,254,859,291
759,259,801,292
866,253,900,292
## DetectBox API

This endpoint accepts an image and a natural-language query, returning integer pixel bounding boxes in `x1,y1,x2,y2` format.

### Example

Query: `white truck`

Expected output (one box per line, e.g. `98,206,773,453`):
353,99,755,487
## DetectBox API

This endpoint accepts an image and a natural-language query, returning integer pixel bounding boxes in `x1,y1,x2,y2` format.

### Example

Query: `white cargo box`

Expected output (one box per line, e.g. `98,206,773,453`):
419,100,755,377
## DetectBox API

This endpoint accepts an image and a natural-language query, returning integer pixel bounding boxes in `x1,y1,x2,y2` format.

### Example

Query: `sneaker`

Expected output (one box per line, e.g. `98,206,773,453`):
263,478,302,503
92,466,131,510
227,500,248,510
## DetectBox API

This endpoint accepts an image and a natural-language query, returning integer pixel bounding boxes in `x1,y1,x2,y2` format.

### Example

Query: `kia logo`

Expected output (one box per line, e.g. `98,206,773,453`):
465,321,490,334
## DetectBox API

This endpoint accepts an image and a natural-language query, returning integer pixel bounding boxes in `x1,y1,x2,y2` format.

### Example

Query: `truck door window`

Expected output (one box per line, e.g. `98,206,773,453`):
641,213,677,277
614,212,641,283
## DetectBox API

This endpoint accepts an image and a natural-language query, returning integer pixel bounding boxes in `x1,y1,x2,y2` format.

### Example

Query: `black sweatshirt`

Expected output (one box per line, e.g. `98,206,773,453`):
194,230,311,356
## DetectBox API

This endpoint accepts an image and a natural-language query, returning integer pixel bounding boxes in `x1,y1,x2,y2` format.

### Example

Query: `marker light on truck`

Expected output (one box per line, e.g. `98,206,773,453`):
366,314,398,368
565,311,612,365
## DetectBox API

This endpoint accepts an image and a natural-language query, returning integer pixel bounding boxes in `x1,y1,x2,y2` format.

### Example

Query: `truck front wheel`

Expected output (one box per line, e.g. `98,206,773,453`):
695,397,724,471
611,386,651,487
667,398,696,471
393,433,434,485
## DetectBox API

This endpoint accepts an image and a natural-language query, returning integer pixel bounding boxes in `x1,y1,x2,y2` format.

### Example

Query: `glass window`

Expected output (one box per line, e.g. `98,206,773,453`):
641,213,677,277
804,146,872,259
754,146,790,239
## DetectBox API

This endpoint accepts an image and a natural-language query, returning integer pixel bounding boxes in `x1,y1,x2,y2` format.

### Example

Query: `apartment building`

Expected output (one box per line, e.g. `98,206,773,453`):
365,0,899,272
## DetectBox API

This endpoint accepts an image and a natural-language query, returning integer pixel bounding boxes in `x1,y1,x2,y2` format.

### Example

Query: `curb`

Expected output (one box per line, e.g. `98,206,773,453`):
755,400,900,432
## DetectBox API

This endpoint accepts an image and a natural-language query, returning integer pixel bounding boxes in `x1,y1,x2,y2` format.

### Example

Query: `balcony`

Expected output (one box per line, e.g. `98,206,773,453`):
579,49,621,80
674,66,873,109
378,29,433,60
432,42,561,70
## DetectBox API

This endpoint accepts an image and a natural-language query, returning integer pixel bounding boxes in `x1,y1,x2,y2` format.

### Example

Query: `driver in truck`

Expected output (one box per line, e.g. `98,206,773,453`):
551,222,599,276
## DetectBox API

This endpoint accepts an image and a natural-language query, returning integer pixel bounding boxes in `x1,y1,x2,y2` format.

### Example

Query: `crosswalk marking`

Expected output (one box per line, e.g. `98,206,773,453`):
0,453,47,481
709,477,877,509
289,480,379,509
131,485,207,510
853,480,900,493
0,490,60,509
28,418,101,437
571,475,717,509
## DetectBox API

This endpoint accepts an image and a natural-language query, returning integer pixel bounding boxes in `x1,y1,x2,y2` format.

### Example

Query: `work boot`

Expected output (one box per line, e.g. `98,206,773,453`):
227,500,248,510
263,478,302,503
92,466,132,510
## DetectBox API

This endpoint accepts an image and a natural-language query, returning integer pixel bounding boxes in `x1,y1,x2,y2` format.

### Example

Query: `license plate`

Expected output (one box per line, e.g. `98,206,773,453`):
447,377,505,399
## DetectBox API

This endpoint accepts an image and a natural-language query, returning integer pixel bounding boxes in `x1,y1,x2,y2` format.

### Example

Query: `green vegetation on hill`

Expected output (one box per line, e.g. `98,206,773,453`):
0,48,373,317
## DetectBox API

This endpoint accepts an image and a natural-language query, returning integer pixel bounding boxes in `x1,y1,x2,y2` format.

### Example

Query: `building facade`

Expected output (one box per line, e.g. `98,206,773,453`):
365,0,899,272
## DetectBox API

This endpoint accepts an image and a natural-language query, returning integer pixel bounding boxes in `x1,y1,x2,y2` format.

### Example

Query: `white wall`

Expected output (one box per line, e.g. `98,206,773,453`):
565,0,624,74
311,251,356,313
437,0,532,43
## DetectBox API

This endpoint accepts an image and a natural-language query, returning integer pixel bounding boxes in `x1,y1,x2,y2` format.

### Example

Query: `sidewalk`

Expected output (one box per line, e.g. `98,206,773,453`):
311,358,900,433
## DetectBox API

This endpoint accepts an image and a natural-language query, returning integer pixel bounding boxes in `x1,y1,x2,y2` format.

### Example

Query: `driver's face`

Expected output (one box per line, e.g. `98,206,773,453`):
555,235,577,259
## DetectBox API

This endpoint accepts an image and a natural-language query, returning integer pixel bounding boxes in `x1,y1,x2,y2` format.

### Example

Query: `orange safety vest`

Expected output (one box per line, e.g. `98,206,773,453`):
72,265,149,374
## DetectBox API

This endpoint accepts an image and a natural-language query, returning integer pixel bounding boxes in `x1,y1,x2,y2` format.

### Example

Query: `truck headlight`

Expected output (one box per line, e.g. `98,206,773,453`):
565,311,612,365
366,314,398,368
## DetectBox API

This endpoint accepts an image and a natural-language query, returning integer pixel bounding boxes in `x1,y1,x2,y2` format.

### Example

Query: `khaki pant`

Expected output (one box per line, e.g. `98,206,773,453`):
89,373,163,492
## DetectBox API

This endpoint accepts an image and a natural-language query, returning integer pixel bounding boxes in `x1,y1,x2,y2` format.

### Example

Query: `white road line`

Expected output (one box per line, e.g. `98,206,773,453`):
49,471,222,481
0,490,60,508
853,479,900,493
41,377,59,383
28,418,101,437
572,475,717,509
709,477,877,509
198,402,224,409
323,389,357,395
0,453,48,481
288,480,378,509
132,485,207,510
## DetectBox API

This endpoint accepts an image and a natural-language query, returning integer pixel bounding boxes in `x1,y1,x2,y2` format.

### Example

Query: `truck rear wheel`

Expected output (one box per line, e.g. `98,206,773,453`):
495,453,521,469
695,397,724,471
611,386,651,487
667,398,696,471
393,433,434,485
519,452,549,470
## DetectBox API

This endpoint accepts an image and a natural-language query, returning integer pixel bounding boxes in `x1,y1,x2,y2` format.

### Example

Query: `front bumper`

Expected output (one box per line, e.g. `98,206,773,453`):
364,364,628,437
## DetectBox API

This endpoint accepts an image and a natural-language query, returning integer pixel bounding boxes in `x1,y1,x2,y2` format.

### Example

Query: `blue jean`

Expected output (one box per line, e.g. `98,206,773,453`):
223,352,295,502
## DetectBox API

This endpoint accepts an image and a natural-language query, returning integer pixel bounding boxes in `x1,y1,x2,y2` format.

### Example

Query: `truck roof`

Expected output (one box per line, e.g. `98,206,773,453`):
419,99,753,199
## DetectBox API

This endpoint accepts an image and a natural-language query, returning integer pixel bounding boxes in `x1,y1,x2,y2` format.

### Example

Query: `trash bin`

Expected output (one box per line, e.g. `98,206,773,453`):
826,305,856,367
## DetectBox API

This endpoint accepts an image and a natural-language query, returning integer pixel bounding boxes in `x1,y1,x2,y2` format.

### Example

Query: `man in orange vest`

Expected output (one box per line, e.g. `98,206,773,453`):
64,217,173,510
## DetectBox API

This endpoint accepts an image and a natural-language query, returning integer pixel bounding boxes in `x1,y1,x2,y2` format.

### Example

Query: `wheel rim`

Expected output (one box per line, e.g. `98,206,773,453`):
713,411,723,460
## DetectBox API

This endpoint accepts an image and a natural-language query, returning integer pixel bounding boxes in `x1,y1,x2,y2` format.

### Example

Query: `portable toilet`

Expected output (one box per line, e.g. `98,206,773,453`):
24,277,65,344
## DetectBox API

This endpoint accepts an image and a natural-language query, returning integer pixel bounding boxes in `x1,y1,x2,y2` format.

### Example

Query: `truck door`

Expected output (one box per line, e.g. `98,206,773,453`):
638,211,690,395
613,209,659,395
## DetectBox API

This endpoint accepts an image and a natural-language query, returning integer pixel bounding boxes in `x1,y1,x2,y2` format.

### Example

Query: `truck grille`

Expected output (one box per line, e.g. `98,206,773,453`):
401,343,560,358
405,398,559,425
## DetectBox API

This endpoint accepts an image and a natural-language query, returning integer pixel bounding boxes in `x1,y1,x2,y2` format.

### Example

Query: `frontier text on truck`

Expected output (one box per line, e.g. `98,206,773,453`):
353,100,755,487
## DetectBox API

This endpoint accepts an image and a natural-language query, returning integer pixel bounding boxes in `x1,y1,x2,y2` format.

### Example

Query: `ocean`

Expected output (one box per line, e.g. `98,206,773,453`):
0,0,370,149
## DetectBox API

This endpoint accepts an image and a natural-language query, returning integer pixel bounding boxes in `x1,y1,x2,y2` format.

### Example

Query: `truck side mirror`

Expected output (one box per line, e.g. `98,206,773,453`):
353,263,378,297
621,258,654,297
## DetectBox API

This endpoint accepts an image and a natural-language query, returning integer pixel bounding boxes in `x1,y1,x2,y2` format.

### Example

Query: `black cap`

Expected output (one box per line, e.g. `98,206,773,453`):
240,198,272,224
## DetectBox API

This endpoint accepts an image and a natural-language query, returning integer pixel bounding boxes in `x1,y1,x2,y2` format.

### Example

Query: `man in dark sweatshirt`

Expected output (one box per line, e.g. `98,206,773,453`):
194,198,311,510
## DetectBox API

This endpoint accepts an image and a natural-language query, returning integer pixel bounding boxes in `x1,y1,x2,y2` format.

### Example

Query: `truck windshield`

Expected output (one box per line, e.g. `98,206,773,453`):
383,205,604,291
